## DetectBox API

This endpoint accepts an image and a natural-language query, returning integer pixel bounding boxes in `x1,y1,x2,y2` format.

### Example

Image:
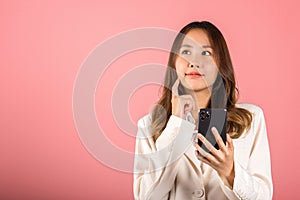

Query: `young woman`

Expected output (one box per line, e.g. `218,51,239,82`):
133,21,273,200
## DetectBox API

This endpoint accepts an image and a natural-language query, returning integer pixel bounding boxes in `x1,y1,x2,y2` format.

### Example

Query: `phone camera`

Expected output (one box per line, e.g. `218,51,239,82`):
206,111,210,118
200,110,210,120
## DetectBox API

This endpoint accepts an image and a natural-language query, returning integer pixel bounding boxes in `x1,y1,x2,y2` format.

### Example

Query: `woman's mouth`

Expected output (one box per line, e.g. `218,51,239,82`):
185,72,203,78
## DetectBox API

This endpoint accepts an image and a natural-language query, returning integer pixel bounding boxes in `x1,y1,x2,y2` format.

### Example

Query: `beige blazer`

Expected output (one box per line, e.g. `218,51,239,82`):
133,104,273,200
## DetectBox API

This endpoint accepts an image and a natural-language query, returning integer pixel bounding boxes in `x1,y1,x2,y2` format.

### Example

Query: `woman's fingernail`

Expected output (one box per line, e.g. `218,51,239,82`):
198,134,204,141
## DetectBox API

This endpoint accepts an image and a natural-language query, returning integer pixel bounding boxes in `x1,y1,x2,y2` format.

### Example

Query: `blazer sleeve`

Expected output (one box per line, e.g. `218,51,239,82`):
218,106,273,200
133,115,195,200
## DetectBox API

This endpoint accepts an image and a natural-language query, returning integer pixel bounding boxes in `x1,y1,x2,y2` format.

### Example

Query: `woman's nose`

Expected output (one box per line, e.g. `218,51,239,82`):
188,62,200,68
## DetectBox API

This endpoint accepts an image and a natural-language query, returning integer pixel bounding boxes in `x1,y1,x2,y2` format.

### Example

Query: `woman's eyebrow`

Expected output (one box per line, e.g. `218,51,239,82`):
202,45,213,49
181,44,213,49
181,44,193,48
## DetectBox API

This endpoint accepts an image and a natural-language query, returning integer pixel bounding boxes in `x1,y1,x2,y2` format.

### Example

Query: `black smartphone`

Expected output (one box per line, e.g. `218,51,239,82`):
198,108,227,153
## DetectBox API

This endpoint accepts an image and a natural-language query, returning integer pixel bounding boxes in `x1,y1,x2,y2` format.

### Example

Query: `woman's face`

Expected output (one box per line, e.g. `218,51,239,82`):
175,28,219,92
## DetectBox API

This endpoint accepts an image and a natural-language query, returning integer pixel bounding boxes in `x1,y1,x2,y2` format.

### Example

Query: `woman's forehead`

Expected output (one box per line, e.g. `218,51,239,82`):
182,29,211,48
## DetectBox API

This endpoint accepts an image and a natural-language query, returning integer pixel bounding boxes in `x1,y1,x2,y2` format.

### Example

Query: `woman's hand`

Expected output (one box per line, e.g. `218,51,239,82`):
171,94,196,119
171,79,197,121
194,127,235,189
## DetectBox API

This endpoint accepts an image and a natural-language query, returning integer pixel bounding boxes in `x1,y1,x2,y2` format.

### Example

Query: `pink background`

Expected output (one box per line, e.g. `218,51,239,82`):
1,0,299,199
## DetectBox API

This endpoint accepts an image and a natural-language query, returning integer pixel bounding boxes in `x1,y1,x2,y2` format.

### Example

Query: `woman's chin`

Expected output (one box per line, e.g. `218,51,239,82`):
181,83,208,92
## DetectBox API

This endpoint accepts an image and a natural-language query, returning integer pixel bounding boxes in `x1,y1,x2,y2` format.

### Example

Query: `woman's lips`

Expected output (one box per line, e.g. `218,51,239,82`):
185,72,203,78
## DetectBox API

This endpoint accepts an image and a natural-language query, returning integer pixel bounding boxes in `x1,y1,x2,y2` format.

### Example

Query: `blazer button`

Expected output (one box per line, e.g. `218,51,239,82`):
192,189,204,199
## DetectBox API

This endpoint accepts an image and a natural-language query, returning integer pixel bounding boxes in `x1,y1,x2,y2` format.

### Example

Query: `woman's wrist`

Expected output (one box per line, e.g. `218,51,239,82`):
226,168,235,189
222,169,235,189
218,163,235,189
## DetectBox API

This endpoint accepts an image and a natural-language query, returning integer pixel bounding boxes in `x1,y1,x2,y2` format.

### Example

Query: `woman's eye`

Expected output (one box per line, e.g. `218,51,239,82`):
202,50,212,56
181,50,191,55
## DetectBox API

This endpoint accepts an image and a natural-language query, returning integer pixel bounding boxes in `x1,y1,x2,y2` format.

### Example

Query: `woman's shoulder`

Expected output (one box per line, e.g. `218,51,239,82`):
235,103,267,140
236,103,264,116
137,114,152,127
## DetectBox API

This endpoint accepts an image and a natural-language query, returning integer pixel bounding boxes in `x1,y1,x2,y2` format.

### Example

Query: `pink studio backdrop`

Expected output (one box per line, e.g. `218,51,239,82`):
1,0,299,199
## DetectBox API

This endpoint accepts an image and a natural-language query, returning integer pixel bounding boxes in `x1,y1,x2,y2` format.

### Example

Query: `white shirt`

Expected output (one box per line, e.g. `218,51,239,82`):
133,103,273,200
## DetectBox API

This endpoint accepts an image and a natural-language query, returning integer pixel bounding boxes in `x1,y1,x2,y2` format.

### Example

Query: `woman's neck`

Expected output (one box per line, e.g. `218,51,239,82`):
195,89,211,109
185,87,211,110
184,88,211,129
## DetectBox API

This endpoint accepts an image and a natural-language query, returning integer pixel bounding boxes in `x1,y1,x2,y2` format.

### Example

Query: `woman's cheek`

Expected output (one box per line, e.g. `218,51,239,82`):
205,66,219,86
175,57,188,76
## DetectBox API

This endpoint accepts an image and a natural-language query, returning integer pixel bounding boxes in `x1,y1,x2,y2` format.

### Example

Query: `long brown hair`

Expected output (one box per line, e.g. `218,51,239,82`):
151,21,252,141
